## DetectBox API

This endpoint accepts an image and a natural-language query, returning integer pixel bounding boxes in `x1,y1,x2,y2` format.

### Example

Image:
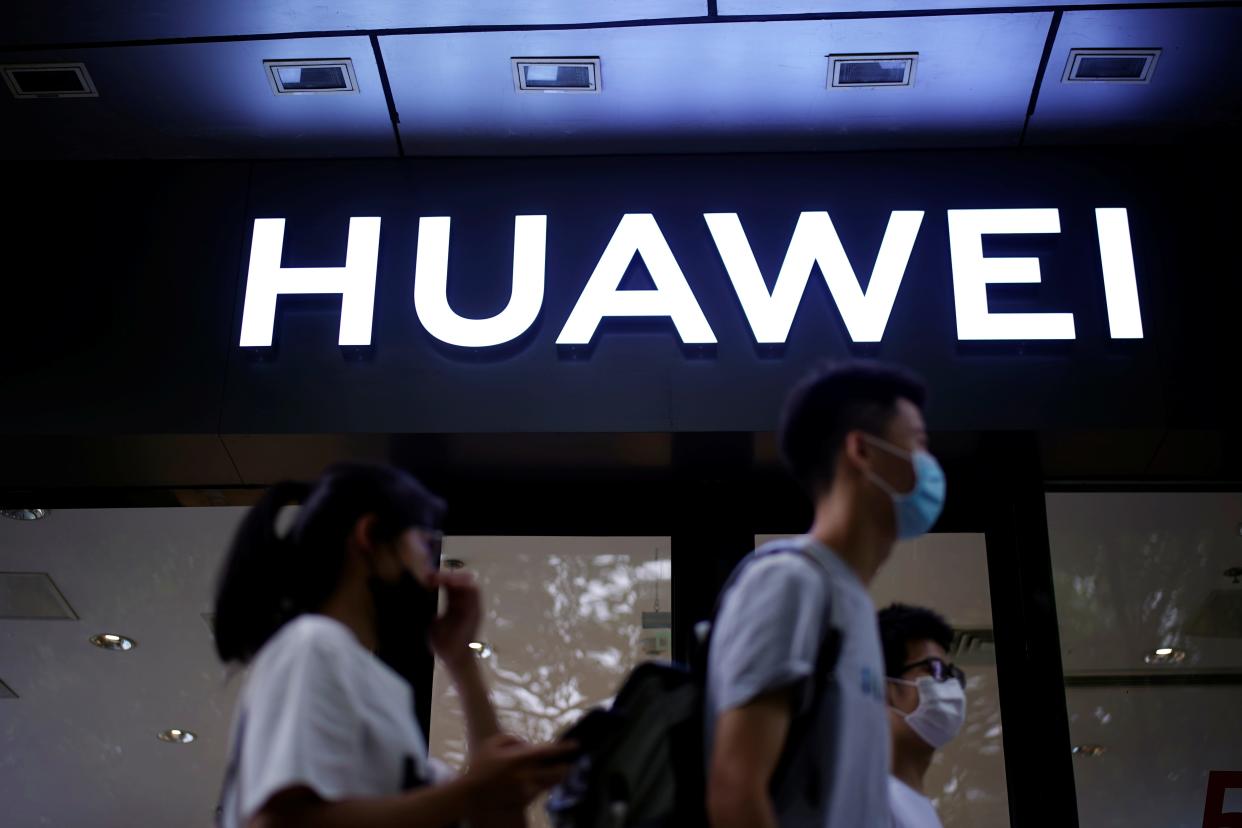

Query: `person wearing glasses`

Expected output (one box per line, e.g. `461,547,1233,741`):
878,603,968,828
212,463,573,828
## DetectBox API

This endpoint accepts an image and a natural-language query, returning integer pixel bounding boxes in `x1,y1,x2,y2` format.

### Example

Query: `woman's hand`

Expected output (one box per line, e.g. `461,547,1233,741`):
463,734,578,811
426,569,482,671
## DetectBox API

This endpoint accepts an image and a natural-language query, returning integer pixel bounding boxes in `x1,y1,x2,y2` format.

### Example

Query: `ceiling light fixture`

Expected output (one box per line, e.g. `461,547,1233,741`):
827,54,917,88
1144,646,1187,665
2,63,97,99
467,641,493,659
264,59,358,95
442,558,466,570
1,509,48,521
512,58,601,93
90,633,135,652
157,728,196,744
1063,48,1160,83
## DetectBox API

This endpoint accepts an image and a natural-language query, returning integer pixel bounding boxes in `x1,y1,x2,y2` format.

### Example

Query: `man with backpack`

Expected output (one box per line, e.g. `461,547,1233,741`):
704,361,946,828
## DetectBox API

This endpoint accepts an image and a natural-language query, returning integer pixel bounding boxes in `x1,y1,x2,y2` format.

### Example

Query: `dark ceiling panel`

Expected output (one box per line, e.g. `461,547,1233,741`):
0,436,242,488
0,1,709,48
719,0,1230,12
1026,7,1242,144
0,37,396,159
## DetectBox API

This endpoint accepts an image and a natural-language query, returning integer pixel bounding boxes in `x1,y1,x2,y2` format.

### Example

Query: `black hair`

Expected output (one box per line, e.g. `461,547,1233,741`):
777,360,927,494
213,462,445,665
878,603,954,678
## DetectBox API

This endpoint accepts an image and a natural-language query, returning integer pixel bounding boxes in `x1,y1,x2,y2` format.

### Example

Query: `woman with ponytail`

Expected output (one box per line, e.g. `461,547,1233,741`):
214,463,572,828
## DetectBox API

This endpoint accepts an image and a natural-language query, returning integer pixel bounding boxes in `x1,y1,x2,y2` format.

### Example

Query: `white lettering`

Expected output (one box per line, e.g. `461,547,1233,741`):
557,213,715,346
238,208,1143,351
947,209,1076,341
239,217,381,347
414,215,546,347
1095,208,1143,339
705,211,924,343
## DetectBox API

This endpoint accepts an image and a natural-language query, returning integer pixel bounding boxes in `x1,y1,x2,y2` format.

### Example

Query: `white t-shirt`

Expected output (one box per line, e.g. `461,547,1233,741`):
217,614,445,828
889,776,944,828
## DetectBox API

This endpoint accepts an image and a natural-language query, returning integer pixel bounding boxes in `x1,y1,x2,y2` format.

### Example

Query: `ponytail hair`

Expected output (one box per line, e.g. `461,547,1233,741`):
213,463,444,664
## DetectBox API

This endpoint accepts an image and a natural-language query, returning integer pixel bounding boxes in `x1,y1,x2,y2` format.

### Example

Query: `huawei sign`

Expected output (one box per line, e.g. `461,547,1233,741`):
238,209,1142,349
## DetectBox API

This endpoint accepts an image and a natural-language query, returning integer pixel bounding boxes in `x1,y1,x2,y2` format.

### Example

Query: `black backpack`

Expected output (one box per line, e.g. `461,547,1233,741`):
545,543,841,828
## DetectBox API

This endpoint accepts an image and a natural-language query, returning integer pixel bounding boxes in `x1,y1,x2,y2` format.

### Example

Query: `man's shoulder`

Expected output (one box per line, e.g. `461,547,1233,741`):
731,539,835,592
715,545,830,633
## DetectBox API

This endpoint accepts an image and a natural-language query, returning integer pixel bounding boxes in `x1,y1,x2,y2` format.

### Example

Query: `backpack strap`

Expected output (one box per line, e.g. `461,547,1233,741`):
699,541,843,803
696,540,841,680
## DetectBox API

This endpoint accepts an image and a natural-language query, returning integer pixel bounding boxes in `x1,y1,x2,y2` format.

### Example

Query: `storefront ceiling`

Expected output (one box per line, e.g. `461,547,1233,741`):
721,0,1230,10
1025,7,1242,144
0,3,1238,158
379,15,1050,155
0,1,711,43
0,37,396,159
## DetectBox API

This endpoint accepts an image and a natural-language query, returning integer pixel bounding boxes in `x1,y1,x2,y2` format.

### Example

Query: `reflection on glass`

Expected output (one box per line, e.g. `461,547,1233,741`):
429,537,672,826
1048,493,1242,827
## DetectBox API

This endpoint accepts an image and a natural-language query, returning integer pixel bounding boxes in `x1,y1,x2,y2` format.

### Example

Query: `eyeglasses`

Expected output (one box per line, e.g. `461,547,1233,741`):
901,657,966,687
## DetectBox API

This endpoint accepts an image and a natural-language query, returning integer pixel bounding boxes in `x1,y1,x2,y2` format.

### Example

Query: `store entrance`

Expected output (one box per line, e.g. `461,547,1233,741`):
414,431,1073,828
0,430,1077,828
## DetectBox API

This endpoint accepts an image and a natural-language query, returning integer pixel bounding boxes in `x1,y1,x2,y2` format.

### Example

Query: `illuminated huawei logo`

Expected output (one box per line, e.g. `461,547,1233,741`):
239,208,1142,350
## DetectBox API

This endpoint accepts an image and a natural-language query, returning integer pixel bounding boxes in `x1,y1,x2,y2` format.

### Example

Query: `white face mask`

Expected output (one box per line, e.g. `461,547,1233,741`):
889,676,967,749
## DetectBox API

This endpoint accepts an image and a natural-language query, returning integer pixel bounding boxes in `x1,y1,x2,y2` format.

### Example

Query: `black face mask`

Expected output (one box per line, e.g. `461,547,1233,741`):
368,569,438,684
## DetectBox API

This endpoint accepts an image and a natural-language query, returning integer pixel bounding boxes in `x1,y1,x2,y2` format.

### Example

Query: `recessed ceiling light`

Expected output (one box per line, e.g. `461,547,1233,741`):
264,59,358,95
1144,646,1186,665
157,728,196,744
467,641,493,659
1071,744,1106,757
512,58,601,93
1,63,97,99
1063,49,1160,84
1,509,48,521
90,633,135,651
442,558,466,570
827,54,917,88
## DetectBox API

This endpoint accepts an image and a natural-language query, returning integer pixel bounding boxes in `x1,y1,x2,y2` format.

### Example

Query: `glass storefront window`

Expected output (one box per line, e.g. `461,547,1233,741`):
428,536,673,826
757,533,1011,828
1047,492,1242,827
0,507,245,827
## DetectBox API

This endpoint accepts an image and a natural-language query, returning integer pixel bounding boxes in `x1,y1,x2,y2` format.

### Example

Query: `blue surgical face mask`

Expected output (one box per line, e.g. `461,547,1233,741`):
861,435,946,540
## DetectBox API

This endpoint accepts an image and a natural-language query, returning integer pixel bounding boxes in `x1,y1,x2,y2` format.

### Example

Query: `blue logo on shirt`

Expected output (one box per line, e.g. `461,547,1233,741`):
861,667,885,702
